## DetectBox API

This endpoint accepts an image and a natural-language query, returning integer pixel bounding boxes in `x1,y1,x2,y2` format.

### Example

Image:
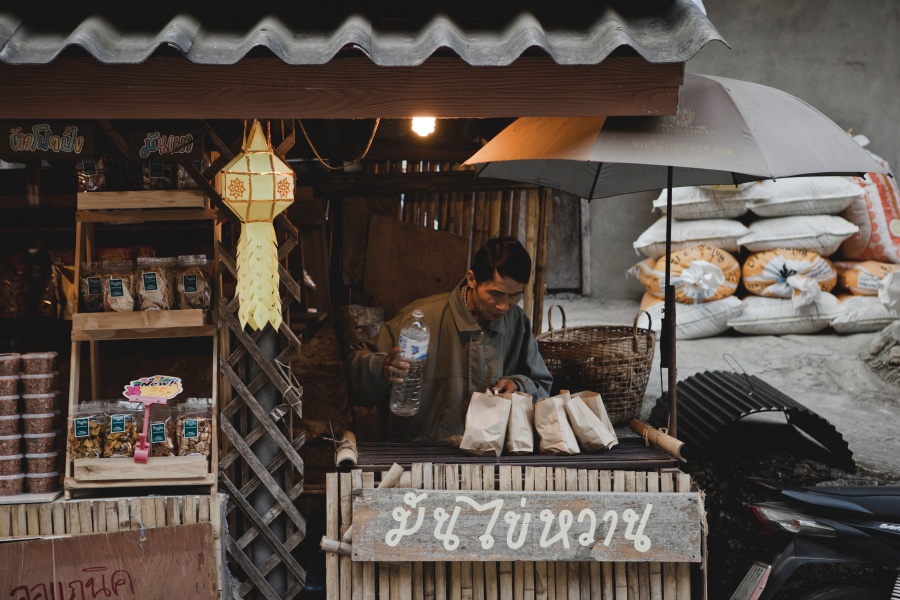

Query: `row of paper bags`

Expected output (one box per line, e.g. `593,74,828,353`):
459,390,619,457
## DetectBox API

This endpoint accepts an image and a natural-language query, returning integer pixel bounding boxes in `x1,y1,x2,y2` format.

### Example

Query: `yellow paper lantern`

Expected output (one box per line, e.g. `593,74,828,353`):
215,120,295,331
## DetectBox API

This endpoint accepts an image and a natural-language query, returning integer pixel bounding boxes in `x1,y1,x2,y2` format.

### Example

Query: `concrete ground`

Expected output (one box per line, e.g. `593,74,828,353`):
544,294,900,480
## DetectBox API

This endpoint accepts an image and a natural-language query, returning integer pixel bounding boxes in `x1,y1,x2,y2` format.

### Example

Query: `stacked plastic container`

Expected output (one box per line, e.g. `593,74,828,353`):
0,351,61,496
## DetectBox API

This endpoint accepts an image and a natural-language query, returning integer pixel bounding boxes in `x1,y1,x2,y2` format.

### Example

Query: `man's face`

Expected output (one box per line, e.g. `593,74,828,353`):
467,270,525,322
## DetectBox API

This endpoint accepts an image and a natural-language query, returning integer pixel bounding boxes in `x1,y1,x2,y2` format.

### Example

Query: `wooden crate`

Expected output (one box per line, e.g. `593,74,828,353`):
324,464,701,600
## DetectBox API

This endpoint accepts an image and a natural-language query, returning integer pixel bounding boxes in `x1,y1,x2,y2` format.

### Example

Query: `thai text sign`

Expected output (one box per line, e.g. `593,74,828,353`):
352,489,702,563
1,121,94,159
129,129,203,161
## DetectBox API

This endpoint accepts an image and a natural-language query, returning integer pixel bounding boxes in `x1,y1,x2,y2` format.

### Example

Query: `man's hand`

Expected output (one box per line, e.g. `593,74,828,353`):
382,346,410,384
491,378,518,394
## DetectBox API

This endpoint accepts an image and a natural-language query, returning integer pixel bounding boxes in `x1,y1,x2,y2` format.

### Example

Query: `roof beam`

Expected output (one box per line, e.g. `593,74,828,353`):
0,57,682,120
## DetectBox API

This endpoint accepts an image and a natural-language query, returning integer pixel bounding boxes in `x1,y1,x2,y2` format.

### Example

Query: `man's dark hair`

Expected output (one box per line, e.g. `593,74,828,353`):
471,237,532,284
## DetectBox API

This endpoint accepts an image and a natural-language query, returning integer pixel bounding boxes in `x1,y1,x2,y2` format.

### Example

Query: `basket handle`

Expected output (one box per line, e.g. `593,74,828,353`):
631,311,652,353
546,304,567,332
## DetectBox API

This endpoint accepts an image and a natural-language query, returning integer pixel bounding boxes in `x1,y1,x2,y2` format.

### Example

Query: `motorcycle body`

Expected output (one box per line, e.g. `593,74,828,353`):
730,478,900,600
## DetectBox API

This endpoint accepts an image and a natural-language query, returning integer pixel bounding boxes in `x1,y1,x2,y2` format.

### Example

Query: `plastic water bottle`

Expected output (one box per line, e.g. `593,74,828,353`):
389,308,430,416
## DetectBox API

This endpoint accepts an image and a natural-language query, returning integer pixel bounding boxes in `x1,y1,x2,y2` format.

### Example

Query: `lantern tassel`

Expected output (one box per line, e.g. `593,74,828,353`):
235,221,283,331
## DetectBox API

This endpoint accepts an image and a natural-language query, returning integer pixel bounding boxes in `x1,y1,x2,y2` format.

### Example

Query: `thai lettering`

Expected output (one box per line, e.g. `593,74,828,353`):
385,492,427,547
622,504,653,553
503,498,531,550
8,124,85,155
539,508,573,549
602,509,618,547
433,505,461,551
139,132,194,158
577,508,596,546
8,566,134,599
455,495,504,550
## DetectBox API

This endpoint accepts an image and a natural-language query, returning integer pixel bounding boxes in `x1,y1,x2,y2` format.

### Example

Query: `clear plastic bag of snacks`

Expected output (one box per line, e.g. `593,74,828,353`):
136,257,175,311
79,262,104,313
100,261,135,312
0,254,29,319
175,255,213,312
149,403,175,457
67,402,107,459
102,402,143,458
176,398,213,457
76,155,110,192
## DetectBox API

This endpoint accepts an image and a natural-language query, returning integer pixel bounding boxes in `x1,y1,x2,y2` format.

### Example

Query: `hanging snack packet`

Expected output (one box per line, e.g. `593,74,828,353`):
79,262,104,313
176,255,213,312
67,402,108,459
101,260,135,312
176,398,213,457
149,403,176,457
102,401,143,458
137,257,176,311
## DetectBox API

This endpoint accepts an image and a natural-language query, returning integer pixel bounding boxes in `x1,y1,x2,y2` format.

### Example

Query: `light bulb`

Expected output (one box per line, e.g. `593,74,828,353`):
411,117,436,137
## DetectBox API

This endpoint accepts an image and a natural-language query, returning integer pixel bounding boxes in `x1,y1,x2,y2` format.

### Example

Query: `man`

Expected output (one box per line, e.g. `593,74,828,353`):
344,237,553,442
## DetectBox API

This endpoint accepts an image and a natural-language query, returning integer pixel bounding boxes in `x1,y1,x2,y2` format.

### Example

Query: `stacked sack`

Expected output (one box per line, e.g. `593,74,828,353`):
830,261,900,333
627,243,743,339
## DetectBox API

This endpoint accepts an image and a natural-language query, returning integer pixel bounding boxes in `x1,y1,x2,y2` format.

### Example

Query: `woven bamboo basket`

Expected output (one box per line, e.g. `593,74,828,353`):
536,305,657,426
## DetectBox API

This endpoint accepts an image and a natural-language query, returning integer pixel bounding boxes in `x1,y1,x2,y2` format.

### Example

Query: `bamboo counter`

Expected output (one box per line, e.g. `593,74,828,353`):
324,444,704,600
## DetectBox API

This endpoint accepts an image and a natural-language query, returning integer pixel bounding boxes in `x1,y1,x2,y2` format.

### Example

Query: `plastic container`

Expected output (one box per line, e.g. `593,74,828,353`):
20,373,57,395
0,473,24,496
0,395,19,416
22,392,57,414
23,432,55,454
25,452,57,474
0,375,18,396
389,308,430,417
0,354,20,376
0,454,22,475
21,352,58,375
0,434,22,455
25,471,58,494
0,415,21,436
22,413,55,435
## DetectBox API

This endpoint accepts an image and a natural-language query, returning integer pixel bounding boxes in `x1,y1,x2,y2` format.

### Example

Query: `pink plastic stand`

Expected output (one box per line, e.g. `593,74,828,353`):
127,390,166,464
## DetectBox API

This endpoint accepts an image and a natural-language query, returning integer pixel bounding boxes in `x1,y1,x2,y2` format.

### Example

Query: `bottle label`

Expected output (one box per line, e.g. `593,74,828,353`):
399,334,428,361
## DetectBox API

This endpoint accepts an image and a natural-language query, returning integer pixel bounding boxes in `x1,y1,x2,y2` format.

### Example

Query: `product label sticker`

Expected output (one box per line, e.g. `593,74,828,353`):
87,277,102,296
142,271,158,292
110,414,127,433
150,422,166,444
183,419,199,439
74,417,90,438
149,160,165,178
81,159,97,176
109,278,124,298
183,274,198,293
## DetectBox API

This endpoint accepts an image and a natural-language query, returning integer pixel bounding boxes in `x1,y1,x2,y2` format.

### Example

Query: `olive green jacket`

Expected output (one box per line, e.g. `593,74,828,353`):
344,280,553,441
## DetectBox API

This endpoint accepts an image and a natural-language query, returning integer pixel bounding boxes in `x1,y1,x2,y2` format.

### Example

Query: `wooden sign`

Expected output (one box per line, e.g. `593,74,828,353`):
1,121,94,159
0,523,218,599
129,129,203,161
352,488,702,563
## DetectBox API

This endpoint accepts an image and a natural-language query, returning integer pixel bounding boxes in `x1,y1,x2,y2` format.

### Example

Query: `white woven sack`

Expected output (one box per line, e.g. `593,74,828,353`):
839,149,900,262
737,215,859,256
637,293,744,340
831,295,900,334
727,294,840,335
746,177,863,218
633,216,749,259
652,183,756,220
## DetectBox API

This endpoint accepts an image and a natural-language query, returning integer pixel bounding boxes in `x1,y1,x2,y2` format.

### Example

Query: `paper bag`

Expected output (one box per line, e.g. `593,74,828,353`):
564,395,617,452
504,392,535,455
460,391,512,457
573,391,619,449
534,393,580,455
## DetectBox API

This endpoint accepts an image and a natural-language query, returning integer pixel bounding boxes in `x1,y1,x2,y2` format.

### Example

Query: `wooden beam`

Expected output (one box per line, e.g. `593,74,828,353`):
0,57,683,119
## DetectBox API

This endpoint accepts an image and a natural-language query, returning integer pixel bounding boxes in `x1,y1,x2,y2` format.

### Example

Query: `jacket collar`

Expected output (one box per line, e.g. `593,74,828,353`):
450,278,507,335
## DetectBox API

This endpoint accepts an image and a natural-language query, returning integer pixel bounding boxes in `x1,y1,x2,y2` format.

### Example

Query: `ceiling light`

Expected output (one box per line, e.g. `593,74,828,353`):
411,117,436,137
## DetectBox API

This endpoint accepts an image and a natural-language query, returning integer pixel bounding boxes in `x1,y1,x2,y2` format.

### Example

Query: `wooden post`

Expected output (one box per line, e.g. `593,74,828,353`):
423,465,436,600
499,467,514,600
534,467,548,600
484,465,499,600
676,474,692,600
647,473,662,600
660,473,676,600
533,188,552,335
473,192,488,252
490,191,503,239
461,465,474,600
511,466,524,600
326,472,339,600
554,469,567,600
472,465,486,600
352,470,364,600
523,467,536,600
363,472,377,600
435,464,447,600
523,190,539,321
447,465,461,600
500,191,512,237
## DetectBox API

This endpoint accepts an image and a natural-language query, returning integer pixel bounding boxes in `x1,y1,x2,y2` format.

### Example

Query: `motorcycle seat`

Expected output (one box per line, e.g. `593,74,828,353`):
800,486,900,521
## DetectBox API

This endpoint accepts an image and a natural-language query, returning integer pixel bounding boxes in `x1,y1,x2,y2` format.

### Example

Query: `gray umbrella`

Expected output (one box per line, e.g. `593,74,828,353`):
464,73,891,437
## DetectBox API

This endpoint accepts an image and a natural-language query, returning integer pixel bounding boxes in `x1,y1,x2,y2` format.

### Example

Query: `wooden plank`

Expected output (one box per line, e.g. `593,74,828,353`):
0,523,218,599
647,473,662,600
76,189,206,210
448,465,461,600
588,472,601,600
0,505,11,538
341,472,354,600
25,505,40,537
434,465,447,600
511,466,523,600
71,309,212,341
625,472,639,600
327,472,340,600
522,467,536,600
554,470,567,600
75,207,217,223
660,474,676,600
38,503,53,536
363,472,377,600
52,503,66,535
613,472,626,600
472,465,486,600
534,467,548,600
117,499,130,530
576,471,590,600
93,501,106,533
499,467,513,600
675,474,692,600
636,474,650,600
107,501,119,533
461,465,474,600
72,456,211,481
545,469,555,600
483,465,498,600
353,470,366,600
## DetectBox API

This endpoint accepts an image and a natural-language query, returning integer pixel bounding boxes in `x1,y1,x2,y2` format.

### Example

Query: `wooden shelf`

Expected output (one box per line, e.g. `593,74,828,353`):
72,456,211,482
76,207,217,224
77,189,206,210
72,309,214,340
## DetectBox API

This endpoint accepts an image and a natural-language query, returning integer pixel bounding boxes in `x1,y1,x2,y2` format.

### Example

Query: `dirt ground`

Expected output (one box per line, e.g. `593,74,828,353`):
547,294,900,480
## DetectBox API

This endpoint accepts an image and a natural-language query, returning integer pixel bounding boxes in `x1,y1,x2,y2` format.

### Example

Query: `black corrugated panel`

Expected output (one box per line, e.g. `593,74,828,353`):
649,370,855,470
0,1,725,66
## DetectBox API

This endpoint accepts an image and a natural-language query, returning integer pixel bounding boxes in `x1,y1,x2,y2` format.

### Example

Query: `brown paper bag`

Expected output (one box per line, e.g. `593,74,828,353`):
564,395,617,452
534,393,580,455
504,391,535,455
460,391,512,457
573,391,619,449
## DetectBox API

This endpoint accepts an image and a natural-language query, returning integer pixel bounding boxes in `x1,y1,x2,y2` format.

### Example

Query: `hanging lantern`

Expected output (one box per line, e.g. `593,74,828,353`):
215,120,295,331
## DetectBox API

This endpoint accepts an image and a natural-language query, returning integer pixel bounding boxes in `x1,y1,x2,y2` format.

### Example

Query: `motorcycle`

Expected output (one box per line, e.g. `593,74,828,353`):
730,477,900,600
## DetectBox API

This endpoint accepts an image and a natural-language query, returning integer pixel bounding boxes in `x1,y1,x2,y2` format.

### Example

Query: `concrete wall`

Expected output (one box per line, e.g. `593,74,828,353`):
592,0,900,300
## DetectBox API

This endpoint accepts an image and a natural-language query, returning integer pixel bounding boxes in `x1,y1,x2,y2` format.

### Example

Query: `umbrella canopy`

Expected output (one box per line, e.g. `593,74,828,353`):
464,73,889,199
464,73,891,438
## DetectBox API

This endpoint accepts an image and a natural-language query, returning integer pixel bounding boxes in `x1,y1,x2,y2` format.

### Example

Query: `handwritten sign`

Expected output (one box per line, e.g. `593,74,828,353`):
1,121,93,159
129,129,203,161
123,374,183,403
352,489,702,563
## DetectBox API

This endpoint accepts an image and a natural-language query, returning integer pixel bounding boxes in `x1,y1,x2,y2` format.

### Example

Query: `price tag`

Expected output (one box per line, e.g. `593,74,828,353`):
150,422,167,444
183,419,199,439
74,417,90,438
182,274,198,293
109,278,124,298
142,271,159,292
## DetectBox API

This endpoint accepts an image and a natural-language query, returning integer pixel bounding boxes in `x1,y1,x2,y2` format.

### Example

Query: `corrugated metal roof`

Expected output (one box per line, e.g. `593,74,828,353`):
649,371,855,470
0,1,725,67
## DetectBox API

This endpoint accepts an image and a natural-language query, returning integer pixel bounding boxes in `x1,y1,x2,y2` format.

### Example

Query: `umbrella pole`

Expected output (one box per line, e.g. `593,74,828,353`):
662,166,678,438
